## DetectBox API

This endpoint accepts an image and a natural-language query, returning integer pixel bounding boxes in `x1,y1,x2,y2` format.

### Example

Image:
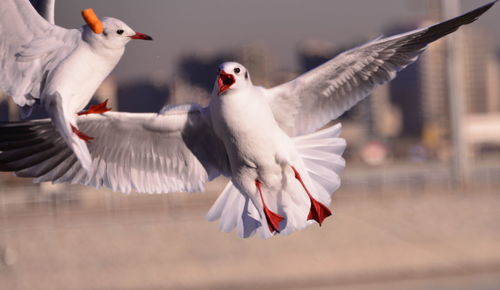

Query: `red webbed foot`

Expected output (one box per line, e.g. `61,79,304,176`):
77,99,111,116
71,125,94,143
255,180,284,233
307,197,332,226
291,166,332,226
263,205,284,233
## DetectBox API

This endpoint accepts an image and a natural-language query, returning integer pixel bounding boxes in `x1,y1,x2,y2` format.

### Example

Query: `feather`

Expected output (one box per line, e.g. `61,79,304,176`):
266,1,496,136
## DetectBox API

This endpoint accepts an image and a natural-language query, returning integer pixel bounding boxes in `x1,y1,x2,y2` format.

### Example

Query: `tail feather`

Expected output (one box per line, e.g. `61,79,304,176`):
206,181,235,222
219,186,242,232
207,181,265,238
207,123,346,238
296,124,346,206
237,196,262,238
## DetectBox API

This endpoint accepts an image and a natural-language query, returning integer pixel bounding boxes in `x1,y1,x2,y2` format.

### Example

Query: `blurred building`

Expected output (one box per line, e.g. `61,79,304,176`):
369,83,402,140
169,75,211,106
487,50,500,111
95,76,119,111
296,10,500,163
177,51,234,93
421,1,500,159
116,79,170,113
386,24,426,139
298,39,339,72
237,43,277,88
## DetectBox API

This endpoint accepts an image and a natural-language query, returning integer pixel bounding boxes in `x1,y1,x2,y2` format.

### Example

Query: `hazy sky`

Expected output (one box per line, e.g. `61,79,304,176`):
54,0,500,82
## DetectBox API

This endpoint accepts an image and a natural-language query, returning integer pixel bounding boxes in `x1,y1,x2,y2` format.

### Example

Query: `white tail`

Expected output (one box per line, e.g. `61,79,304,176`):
207,124,346,238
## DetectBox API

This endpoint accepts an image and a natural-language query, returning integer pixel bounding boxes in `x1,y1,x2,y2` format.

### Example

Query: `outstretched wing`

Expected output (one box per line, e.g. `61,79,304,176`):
266,1,496,136
0,0,80,106
0,105,230,193
29,0,55,24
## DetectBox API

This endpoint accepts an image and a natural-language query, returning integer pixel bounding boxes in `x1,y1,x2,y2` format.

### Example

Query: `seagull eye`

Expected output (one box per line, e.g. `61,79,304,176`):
116,29,124,35
234,68,241,74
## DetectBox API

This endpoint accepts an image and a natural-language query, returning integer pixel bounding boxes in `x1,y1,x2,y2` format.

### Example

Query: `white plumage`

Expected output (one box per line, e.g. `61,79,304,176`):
0,1,496,238
0,0,152,172
207,123,345,238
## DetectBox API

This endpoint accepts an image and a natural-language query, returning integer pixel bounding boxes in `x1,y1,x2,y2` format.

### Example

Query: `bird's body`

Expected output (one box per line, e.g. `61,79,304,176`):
0,1,497,238
208,74,310,236
43,25,126,128
205,62,338,237
210,82,291,186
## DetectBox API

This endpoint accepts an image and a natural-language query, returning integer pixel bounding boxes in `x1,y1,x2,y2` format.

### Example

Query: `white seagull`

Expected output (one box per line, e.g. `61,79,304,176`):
0,2,496,238
0,0,153,172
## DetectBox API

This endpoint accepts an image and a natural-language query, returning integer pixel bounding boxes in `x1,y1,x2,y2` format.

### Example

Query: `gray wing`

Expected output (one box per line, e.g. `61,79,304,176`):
0,105,230,194
266,1,496,136
29,0,55,24
0,0,80,107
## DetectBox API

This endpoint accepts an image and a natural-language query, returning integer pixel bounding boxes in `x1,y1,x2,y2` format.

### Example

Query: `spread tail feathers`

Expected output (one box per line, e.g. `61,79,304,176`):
207,124,346,238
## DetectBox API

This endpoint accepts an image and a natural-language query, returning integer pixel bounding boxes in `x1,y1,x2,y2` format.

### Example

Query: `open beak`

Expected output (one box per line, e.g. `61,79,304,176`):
129,32,153,40
217,71,235,95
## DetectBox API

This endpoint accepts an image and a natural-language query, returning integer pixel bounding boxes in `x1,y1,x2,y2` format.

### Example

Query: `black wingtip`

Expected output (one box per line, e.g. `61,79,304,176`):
468,0,497,21
454,0,496,25
480,0,496,13
408,0,498,46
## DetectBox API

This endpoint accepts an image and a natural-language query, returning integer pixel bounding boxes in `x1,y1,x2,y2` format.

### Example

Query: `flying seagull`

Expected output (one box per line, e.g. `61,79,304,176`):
0,0,153,172
0,1,496,238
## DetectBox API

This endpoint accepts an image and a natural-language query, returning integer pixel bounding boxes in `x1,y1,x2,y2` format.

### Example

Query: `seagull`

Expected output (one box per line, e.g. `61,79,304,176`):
0,0,153,173
0,1,496,238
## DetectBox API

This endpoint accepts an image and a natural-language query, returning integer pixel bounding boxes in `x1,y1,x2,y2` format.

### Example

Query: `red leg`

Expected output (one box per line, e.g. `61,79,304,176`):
255,180,284,233
71,125,94,143
291,166,332,226
77,99,111,116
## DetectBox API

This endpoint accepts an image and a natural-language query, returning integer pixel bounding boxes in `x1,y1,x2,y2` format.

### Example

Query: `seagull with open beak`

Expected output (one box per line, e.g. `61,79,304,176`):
0,1,496,239
0,0,153,172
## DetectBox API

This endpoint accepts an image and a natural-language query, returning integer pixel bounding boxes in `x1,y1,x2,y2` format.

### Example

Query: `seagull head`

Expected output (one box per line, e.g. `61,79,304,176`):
214,62,252,96
81,10,153,49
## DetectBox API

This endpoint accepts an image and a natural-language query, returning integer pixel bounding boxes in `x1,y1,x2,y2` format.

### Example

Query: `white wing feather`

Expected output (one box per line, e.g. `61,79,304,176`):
0,105,230,193
266,1,496,136
0,0,80,106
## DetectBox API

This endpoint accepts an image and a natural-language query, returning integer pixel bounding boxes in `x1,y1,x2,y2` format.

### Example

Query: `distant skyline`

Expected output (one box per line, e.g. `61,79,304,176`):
54,0,500,83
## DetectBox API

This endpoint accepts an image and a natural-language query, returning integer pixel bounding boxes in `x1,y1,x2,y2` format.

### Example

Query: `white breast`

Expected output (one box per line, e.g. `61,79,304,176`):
209,87,292,172
44,42,124,113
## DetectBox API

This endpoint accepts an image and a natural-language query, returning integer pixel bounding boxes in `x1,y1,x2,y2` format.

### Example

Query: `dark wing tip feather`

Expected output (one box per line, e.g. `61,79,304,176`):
0,120,64,174
407,0,496,47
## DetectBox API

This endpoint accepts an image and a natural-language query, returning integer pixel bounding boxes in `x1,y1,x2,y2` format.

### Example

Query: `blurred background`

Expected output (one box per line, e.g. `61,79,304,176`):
1,0,500,289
